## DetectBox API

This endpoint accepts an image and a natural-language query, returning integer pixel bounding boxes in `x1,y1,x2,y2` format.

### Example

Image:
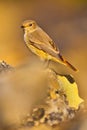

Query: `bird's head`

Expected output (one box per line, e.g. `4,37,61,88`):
21,20,37,32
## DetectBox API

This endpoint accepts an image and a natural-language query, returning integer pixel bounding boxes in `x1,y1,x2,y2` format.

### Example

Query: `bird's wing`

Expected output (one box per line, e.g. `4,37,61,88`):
36,27,58,51
28,28,59,58
28,29,78,72
28,31,59,58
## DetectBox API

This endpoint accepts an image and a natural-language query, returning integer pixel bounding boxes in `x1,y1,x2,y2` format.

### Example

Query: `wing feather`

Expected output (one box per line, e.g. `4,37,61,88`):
27,27,59,58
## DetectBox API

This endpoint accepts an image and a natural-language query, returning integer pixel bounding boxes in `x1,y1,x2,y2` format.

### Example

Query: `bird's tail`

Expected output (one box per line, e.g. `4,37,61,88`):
58,53,78,72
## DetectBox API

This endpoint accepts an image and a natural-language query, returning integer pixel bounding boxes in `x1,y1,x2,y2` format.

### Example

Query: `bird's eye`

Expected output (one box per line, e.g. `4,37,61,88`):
29,24,32,26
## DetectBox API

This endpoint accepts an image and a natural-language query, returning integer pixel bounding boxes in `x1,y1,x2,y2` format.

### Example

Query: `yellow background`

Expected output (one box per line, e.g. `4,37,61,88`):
0,1,87,129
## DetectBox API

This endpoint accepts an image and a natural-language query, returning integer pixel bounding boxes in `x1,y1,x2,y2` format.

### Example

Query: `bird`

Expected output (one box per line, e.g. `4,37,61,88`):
21,20,77,71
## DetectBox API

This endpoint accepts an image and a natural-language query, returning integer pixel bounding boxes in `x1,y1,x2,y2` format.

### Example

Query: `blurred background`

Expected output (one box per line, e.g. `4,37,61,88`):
0,0,87,129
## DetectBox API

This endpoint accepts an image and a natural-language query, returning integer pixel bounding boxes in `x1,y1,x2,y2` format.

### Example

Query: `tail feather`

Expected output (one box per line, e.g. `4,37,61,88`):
58,53,78,72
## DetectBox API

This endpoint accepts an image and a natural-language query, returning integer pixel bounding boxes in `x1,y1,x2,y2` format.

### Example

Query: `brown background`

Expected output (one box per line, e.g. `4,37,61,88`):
0,1,87,129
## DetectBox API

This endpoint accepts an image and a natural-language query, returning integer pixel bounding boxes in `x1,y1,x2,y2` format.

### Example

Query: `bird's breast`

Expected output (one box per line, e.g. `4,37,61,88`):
24,32,29,43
